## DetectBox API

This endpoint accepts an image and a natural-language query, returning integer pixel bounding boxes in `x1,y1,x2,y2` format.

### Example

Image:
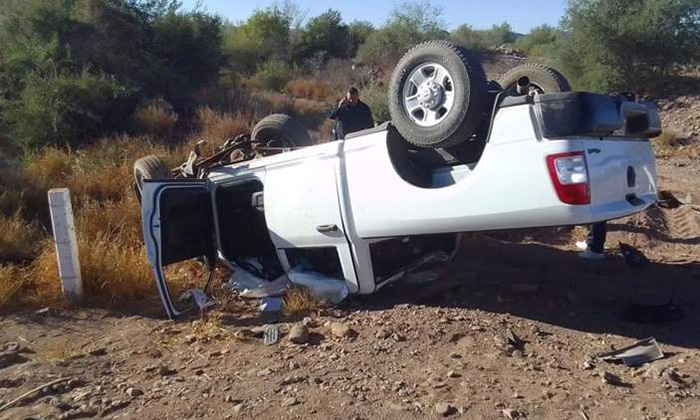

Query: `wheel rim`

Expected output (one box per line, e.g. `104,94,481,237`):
402,62,455,127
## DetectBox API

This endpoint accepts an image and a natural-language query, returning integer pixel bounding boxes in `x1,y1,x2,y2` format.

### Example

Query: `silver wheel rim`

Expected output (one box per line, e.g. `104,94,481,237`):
402,62,455,127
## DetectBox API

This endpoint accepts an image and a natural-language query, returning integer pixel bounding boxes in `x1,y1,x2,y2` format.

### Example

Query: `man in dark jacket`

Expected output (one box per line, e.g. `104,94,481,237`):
329,87,374,139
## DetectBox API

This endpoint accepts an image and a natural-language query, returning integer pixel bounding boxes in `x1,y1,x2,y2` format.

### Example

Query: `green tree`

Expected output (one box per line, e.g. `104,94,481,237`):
356,0,447,66
559,0,700,93
514,24,560,56
348,21,375,57
223,7,291,74
451,24,488,50
297,9,350,60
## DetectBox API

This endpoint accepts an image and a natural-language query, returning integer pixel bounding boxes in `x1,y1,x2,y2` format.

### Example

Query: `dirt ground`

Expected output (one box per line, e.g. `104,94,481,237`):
2,126,700,420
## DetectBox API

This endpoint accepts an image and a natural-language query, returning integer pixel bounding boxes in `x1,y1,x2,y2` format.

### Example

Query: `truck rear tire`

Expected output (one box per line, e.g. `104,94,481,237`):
252,114,313,148
498,63,571,95
388,41,488,149
133,155,170,200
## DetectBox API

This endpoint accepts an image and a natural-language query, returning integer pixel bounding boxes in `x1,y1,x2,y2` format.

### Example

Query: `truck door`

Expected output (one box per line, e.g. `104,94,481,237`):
140,179,216,319
263,142,360,292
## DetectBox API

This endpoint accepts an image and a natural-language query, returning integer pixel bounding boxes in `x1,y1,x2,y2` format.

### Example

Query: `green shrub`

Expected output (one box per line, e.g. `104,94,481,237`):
252,60,294,92
5,73,137,148
559,0,700,93
361,83,390,123
356,1,448,66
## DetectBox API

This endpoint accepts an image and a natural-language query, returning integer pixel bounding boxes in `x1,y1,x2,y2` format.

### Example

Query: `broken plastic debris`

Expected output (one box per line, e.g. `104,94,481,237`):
191,289,216,311
287,266,348,305
263,324,281,346
597,337,664,366
260,296,283,313
224,266,289,298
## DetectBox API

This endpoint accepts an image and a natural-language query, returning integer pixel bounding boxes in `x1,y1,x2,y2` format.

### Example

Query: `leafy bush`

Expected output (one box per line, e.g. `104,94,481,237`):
361,83,390,123
4,73,137,148
252,60,294,92
559,0,700,93
514,25,560,57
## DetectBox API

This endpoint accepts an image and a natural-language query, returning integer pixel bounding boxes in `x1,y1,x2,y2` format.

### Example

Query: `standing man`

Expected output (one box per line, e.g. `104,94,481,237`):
329,87,374,140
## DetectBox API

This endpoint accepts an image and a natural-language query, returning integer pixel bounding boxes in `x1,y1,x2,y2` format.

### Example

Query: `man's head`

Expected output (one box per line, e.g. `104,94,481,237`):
346,87,359,106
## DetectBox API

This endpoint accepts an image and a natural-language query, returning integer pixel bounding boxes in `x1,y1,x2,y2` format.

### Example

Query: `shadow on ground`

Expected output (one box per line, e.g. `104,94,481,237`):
362,234,700,350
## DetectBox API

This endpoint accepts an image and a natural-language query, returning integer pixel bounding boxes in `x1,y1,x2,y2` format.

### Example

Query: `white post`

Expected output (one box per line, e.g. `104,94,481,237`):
48,188,83,304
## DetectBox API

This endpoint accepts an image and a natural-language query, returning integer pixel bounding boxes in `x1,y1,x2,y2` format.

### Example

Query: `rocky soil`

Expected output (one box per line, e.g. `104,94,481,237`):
1,99,700,420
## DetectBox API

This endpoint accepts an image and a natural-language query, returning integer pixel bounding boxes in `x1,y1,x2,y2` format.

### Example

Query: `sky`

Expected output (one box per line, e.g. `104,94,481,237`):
180,0,568,34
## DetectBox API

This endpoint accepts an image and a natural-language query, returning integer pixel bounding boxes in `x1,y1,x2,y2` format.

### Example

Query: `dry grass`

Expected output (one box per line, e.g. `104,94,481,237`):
40,338,88,364
0,265,25,309
283,286,325,316
0,212,42,262
132,99,179,138
285,78,335,102
0,83,340,312
196,106,253,144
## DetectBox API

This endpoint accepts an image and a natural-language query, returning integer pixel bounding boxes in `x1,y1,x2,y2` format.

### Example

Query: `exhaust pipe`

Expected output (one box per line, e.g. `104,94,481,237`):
516,76,530,95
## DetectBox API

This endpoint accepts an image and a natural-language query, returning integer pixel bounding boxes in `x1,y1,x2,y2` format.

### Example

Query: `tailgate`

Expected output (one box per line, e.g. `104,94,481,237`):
585,138,657,221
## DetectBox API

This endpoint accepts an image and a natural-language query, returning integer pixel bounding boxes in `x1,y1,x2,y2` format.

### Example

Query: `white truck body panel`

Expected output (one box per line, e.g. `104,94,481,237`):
141,96,659,317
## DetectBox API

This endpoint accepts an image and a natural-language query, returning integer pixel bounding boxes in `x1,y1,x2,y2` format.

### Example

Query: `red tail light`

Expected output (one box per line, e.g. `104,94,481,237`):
546,151,590,205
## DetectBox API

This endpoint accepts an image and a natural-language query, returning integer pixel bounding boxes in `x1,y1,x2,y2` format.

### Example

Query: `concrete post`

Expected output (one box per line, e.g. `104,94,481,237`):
48,188,83,304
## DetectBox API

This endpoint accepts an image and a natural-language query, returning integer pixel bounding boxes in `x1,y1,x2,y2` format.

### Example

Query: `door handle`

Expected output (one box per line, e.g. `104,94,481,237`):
316,224,339,233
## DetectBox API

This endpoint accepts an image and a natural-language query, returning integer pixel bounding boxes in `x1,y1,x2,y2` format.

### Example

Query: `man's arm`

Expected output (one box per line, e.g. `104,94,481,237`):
329,99,348,120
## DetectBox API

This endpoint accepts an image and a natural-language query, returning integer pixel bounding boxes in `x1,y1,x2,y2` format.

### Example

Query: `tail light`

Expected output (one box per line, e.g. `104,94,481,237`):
546,151,590,205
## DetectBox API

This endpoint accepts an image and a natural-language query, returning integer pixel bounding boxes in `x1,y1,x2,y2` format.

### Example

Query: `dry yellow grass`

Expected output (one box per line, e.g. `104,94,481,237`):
283,286,325,316
0,212,42,262
196,106,253,143
0,265,25,309
132,99,179,138
285,78,335,102
0,90,332,311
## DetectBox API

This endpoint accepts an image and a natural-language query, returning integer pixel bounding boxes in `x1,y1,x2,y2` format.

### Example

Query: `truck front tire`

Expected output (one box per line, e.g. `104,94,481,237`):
252,114,313,148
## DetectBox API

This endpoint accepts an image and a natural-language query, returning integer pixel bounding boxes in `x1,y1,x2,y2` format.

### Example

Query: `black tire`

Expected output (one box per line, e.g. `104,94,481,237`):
133,155,170,199
498,63,571,95
388,41,488,149
251,114,312,147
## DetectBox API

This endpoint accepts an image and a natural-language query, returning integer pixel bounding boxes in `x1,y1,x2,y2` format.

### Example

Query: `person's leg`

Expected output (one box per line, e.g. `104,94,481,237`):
587,222,607,254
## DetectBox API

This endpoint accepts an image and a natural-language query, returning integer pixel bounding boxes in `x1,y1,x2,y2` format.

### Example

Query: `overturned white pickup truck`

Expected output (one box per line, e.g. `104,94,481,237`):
135,41,660,318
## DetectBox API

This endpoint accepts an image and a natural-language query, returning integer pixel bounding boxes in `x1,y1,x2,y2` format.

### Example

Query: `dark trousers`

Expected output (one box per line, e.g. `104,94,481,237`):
586,222,607,253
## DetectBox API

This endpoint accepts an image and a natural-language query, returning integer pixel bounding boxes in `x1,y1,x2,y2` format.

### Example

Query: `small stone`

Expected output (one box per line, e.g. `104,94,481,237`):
288,324,310,345
88,347,107,356
232,403,244,413
158,365,176,376
375,329,391,339
446,370,460,379
502,408,519,419
330,322,356,338
435,402,456,416
602,371,622,386
126,387,143,397
302,317,318,328
433,382,447,389
282,397,300,407
391,333,406,342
